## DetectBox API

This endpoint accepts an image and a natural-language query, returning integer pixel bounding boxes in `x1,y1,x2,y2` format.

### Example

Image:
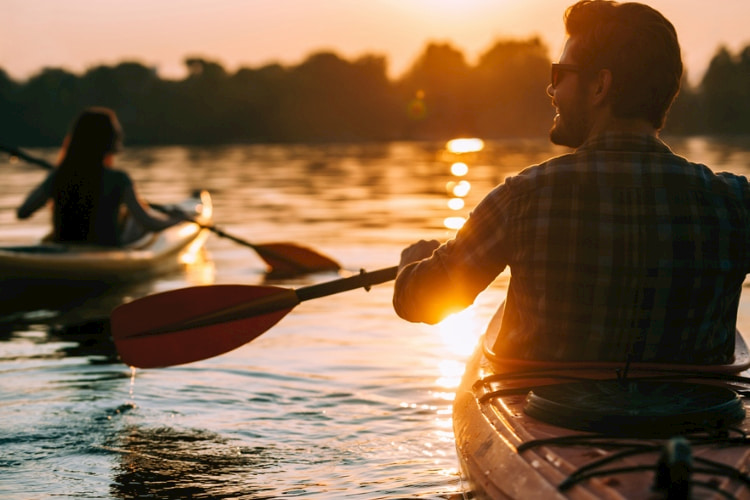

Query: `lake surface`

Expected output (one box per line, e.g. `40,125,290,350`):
2,136,750,499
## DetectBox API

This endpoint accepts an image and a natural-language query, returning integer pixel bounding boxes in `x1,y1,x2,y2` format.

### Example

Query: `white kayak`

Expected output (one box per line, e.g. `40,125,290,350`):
0,190,212,282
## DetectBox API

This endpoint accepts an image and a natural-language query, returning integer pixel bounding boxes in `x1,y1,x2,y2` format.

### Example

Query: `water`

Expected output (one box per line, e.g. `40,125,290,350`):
1,136,750,499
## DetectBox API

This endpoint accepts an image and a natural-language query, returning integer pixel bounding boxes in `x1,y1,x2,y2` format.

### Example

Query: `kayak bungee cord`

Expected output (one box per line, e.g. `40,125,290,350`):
474,370,750,498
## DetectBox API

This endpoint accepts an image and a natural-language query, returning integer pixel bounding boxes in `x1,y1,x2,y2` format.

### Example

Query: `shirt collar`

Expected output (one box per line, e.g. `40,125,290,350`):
577,132,673,155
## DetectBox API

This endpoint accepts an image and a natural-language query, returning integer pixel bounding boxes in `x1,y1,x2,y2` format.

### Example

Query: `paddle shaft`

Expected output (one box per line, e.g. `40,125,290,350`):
0,144,54,170
133,265,399,336
203,224,261,250
151,204,267,253
151,203,338,271
296,265,398,302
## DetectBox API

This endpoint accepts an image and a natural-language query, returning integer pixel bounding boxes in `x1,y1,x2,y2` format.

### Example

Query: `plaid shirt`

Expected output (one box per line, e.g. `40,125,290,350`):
393,133,750,363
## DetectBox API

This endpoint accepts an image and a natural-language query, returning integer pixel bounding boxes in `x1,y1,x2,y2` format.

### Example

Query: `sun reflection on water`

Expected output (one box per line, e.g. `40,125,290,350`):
447,198,464,210
423,307,485,481
446,138,485,154
450,162,469,176
434,306,484,390
437,307,483,357
451,180,471,197
443,216,465,230
442,138,481,232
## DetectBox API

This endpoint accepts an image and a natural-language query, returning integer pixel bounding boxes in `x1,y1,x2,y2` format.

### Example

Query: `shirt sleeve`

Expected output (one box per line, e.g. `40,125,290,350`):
17,170,56,219
393,184,511,324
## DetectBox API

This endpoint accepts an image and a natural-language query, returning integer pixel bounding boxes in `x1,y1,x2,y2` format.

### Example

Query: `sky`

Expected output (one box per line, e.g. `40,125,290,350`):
4,0,750,86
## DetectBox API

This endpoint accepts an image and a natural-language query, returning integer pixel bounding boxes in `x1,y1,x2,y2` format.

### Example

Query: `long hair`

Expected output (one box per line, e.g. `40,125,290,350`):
53,107,123,242
564,1,683,130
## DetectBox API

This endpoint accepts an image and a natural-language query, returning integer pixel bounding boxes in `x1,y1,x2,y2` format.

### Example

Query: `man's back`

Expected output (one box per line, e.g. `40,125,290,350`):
492,133,749,363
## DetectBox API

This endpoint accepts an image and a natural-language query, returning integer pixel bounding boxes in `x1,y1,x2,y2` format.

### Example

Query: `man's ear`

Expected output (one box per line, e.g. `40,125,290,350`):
591,69,613,106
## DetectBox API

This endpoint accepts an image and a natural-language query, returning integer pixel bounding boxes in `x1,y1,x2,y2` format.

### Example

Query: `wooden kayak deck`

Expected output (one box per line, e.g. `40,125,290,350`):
454,319,750,499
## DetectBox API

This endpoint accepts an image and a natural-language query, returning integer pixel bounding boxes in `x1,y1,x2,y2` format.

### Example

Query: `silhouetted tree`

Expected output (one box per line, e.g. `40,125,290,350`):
699,46,750,134
79,62,166,144
279,51,399,142
0,69,22,145
15,68,82,145
397,42,473,139
662,73,700,135
471,37,552,137
174,57,232,144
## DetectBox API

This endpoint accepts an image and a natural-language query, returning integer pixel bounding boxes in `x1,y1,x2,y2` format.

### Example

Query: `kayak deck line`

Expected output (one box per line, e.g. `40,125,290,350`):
517,431,750,495
454,320,750,499
473,369,750,495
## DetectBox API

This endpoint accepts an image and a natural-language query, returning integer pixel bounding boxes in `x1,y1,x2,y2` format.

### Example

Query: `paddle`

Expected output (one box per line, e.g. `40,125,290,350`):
0,143,57,170
110,265,398,368
150,203,341,275
0,143,341,275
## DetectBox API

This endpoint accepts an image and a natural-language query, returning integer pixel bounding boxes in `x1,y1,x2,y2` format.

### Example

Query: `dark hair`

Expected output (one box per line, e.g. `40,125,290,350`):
53,107,123,242
564,1,683,129
62,107,123,165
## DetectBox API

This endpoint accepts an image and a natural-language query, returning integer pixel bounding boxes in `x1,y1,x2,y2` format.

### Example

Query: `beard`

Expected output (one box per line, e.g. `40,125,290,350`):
549,91,591,148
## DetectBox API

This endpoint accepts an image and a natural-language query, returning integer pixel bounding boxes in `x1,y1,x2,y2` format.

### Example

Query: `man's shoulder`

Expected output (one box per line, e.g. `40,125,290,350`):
708,169,750,200
504,152,578,187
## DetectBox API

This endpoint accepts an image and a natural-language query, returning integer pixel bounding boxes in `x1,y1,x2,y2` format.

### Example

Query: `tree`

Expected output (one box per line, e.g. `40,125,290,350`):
0,68,22,145
279,51,399,142
174,57,232,144
397,42,473,139
16,68,82,145
700,46,750,134
471,37,552,137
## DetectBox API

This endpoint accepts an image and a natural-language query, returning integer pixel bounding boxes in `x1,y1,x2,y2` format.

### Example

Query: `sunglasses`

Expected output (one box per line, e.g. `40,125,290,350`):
550,63,583,88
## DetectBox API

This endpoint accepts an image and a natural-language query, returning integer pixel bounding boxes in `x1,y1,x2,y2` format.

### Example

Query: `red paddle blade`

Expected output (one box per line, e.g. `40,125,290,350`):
254,242,341,276
111,285,299,368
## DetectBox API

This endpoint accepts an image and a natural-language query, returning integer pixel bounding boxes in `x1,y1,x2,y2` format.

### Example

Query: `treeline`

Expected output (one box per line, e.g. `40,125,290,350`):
1,38,749,147
668,45,750,135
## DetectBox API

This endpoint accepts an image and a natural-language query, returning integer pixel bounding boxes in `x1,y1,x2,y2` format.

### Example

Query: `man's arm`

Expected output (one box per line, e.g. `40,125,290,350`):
393,237,498,324
393,186,511,324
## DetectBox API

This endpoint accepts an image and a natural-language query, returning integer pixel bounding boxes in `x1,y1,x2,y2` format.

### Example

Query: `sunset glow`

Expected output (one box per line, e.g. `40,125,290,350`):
444,216,466,230
436,307,483,358
447,198,465,211
4,1,749,85
452,181,471,198
446,139,485,155
450,162,469,176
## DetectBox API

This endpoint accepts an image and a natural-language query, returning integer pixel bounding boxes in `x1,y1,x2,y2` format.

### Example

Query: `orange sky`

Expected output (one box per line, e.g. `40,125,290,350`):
4,0,749,85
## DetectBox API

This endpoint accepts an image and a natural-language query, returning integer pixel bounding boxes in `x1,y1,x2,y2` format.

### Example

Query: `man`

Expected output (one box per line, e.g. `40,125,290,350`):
392,0,750,364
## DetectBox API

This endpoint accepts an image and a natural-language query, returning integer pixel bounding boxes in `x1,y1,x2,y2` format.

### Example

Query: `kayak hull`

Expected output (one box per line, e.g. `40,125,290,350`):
454,315,750,499
0,190,212,282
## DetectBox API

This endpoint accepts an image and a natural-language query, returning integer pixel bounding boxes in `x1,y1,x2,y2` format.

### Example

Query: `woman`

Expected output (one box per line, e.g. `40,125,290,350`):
17,107,181,246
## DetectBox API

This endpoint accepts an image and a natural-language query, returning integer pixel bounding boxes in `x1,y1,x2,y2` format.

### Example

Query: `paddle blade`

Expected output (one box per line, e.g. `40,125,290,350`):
111,285,299,368
255,242,341,276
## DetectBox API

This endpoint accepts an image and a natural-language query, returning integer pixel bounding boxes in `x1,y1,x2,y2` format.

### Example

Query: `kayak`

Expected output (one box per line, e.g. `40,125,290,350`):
0,190,212,282
453,305,750,499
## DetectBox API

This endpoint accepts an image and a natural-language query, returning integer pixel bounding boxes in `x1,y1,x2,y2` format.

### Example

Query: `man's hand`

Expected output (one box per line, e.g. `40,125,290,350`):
398,239,441,271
